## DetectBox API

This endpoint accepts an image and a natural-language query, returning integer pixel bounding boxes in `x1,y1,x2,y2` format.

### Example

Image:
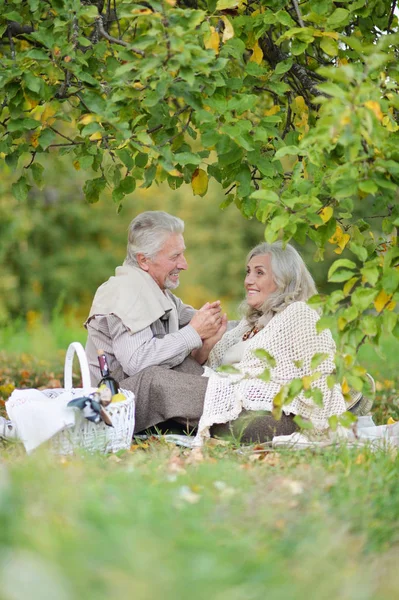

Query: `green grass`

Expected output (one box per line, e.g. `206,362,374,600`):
1,441,399,600
1,322,399,599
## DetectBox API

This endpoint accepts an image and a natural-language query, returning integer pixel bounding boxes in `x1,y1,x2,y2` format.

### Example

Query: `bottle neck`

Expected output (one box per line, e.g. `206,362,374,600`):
98,354,110,377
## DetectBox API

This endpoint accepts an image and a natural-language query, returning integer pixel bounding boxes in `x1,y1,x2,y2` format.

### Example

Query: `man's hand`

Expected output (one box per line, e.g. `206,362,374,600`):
189,301,222,340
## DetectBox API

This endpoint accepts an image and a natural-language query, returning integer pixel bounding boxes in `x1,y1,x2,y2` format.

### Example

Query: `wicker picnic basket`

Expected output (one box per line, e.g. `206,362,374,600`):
42,342,135,455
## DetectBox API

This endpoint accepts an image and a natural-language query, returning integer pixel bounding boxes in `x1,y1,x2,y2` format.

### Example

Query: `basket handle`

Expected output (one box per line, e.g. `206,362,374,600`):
64,342,93,392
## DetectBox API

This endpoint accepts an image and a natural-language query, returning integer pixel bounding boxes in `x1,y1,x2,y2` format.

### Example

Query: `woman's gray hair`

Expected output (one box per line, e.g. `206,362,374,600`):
124,211,184,266
242,241,318,328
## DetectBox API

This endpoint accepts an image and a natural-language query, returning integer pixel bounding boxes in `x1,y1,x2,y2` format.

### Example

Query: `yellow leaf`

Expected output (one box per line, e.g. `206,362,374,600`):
25,96,39,109
355,453,366,465
265,105,280,116
73,160,81,170
343,354,354,368
41,104,56,126
338,317,346,331
302,376,312,390
374,289,393,313
341,377,350,395
204,27,220,54
320,31,339,40
165,0,176,5
329,225,350,254
79,113,99,125
89,131,102,141
387,417,397,425
291,96,307,113
382,115,399,132
191,168,208,196
167,168,183,177
250,41,263,65
364,100,383,122
31,131,40,149
343,276,359,296
131,8,153,15
291,96,309,137
319,206,333,223
221,16,234,42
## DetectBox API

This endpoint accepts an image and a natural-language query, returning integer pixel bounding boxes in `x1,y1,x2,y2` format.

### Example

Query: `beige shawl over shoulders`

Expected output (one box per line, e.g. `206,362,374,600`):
85,264,178,334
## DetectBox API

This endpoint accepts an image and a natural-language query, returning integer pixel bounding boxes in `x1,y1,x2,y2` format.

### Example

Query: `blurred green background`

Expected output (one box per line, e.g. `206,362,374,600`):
1,154,398,389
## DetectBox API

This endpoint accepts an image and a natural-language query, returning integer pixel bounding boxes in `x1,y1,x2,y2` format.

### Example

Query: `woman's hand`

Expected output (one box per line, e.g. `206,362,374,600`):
192,313,228,365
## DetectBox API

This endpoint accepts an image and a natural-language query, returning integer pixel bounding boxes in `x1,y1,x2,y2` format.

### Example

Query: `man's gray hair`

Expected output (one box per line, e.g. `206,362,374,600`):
242,241,318,328
124,211,184,266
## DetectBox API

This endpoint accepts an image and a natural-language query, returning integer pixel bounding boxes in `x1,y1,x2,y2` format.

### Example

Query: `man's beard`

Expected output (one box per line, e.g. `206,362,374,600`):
164,272,180,290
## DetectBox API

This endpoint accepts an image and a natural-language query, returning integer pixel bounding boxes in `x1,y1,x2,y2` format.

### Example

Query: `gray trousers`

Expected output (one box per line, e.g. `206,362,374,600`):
120,357,297,442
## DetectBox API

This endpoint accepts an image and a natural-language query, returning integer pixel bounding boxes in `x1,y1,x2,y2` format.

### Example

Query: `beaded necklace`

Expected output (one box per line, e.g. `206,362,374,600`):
242,326,260,341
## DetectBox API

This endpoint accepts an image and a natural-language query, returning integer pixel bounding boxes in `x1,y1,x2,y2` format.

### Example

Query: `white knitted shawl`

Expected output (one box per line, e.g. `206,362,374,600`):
195,301,346,444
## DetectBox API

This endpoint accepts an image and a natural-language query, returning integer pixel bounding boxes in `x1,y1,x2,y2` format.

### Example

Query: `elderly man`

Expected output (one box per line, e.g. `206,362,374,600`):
85,210,225,433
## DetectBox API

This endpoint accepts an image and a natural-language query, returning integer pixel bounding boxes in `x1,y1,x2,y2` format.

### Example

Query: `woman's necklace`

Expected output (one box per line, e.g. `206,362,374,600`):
242,326,259,341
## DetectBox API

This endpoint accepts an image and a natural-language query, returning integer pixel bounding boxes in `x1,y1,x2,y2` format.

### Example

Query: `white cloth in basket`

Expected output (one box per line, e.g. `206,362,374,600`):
6,388,95,454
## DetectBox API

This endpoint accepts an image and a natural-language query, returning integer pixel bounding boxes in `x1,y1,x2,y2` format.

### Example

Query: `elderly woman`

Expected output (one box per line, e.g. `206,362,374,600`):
192,241,348,444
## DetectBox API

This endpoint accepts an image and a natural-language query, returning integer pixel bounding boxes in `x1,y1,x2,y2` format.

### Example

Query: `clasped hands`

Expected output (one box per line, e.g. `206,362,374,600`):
190,301,227,365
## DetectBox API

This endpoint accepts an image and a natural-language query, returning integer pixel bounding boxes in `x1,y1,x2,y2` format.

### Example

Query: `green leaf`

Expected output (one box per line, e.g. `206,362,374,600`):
174,152,202,166
258,368,271,383
135,153,148,168
360,265,379,286
38,128,56,150
358,180,378,195
275,59,293,75
8,118,39,132
24,73,42,94
83,177,107,203
120,176,136,195
30,163,44,188
216,0,239,9
360,315,378,336
252,348,276,367
12,177,30,202
326,8,350,27
288,378,303,398
320,37,338,57
338,412,357,428
274,146,300,160
328,414,339,431
217,365,241,374
293,415,314,430
349,243,368,262
251,189,279,202
310,353,329,370
328,269,355,283
328,259,357,279
116,150,134,170
351,288,378,312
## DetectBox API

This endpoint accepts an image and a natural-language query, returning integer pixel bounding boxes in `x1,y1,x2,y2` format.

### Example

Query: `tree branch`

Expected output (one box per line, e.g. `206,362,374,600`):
291,0,305,27
387,0,397,32
6,21,34,37
96,16,145,56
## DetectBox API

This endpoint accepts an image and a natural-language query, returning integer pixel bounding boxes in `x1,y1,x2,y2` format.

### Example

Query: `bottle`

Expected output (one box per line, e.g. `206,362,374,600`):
97,349,119,396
